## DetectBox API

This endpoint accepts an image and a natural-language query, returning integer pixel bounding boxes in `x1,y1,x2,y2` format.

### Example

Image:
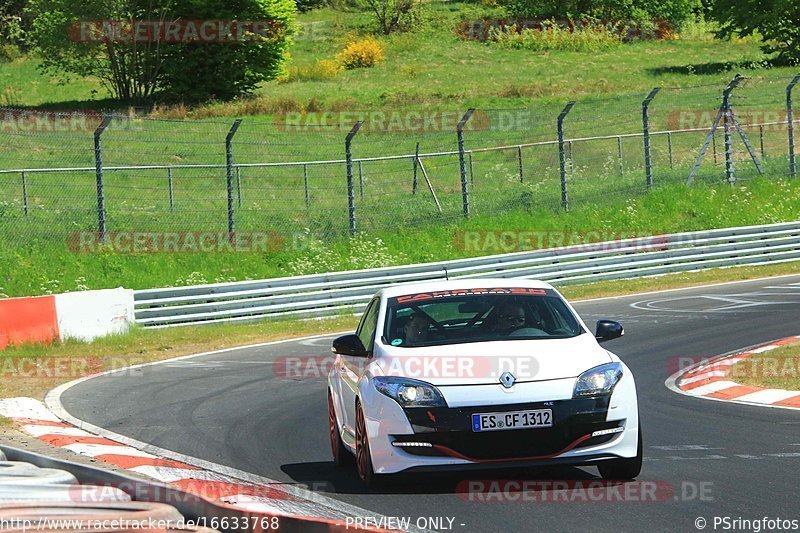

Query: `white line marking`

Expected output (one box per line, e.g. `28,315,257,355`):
574,272,800,304
732,389,799,404
0,397,62,422
62,443,158,459
683,380,740,396
129,466,229,483
679,371,727,385
750,344,783,354
21,425,94,438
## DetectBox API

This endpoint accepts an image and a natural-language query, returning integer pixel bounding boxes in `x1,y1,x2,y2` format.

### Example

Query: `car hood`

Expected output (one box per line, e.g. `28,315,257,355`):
374,333,612,386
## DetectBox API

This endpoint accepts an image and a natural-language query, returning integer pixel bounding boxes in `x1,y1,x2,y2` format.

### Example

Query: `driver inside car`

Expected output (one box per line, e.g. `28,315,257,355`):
403,312,434,345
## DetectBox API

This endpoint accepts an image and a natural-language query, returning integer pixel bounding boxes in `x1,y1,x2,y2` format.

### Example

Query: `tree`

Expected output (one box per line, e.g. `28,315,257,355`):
359,0,419,35
707,0,800,65
26,0,296,103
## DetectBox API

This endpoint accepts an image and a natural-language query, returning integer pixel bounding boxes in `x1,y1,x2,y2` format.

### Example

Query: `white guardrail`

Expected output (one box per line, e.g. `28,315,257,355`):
134,221,800,328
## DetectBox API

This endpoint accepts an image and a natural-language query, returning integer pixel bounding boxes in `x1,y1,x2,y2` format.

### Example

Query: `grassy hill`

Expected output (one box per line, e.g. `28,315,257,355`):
1,3,799,298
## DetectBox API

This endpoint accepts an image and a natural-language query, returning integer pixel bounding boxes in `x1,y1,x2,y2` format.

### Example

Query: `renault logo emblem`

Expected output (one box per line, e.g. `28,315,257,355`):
499,371,516,389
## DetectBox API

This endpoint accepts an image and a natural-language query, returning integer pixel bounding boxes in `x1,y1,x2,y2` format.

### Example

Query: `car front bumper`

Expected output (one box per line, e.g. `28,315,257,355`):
359,372,639,474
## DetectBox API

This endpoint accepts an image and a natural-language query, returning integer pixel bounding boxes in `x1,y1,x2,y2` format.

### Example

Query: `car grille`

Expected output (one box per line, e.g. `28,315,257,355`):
396,397,622,461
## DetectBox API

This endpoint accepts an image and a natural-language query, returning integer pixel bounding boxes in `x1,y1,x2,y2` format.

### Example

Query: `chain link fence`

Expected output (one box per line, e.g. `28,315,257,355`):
1,74,799,245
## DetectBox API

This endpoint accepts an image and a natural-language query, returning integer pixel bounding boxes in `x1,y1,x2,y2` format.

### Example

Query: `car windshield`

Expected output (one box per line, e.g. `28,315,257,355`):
383,287,585,348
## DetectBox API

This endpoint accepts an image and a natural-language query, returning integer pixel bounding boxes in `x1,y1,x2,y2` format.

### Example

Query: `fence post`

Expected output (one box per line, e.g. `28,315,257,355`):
345,121,363,235
225,119,242,243
558,101,576,211
412,142,419,194
517,145,524,182
788,75,800,178
617,136,624,175
358,160,364,199
667,132,673,169
167,167,174,210
468,151,474,186
21,171,28,216
457,109,474,218
642,87,661,188
759,125,765,158
236,167,243,208
303,164,310,207
93,115,112,241
721,76,743,185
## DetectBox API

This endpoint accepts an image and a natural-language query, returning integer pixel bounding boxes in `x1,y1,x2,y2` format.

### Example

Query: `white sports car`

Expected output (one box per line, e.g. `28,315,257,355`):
327,279,641,487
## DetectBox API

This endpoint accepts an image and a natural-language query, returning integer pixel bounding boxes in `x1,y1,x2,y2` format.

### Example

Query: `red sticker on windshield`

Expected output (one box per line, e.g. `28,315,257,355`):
395,287,547,304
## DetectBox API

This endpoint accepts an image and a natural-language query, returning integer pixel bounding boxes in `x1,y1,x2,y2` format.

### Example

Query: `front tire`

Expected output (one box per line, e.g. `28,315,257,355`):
598,422,643,480
355,401,384,488
328,392,352,467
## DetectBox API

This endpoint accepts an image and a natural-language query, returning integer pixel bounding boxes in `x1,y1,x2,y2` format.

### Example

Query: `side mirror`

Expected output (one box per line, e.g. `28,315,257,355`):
595,320,624,342
332,334,369,357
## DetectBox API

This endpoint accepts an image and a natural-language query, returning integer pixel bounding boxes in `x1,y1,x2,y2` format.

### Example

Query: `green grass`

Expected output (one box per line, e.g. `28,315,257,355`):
0,4,799,298
0,4,792,112
1,175,799,297
729,341,800,390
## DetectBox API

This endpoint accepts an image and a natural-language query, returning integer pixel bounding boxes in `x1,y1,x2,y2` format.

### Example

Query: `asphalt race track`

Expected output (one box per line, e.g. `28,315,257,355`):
61,275,800,532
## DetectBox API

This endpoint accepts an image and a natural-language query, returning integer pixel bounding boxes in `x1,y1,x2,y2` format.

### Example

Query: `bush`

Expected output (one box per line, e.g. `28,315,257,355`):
336,35,385,68
358,0,421,34
0,43,21,61
295,0,327,12
707,0,800,65
499,0,701,29
488,20,623,51
282,58,343,81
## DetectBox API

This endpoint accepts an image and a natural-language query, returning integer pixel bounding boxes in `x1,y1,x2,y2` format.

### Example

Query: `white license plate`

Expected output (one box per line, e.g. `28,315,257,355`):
471,409,553,432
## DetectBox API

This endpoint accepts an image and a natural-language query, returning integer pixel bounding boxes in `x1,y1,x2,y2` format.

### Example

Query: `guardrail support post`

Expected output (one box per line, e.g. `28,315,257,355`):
642,87,661,188
788,75,800,178
558,101,576,211
457,109,474,217
345,121,363,235
94,115,112,241
21,171,28,216
225,119,242,243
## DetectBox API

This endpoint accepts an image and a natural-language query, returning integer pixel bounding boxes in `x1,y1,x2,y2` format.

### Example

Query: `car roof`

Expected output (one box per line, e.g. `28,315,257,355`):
378,278,556,299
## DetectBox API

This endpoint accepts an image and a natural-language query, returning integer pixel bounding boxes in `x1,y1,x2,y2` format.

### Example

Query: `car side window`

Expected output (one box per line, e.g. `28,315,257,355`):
356,299,380,353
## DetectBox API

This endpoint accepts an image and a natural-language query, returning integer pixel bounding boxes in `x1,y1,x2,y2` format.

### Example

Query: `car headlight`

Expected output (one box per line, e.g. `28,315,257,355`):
573,362,623,398
373,377,447,408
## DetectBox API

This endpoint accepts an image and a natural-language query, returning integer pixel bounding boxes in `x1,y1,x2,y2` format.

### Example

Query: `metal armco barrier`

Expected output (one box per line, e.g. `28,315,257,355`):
134,221,800,328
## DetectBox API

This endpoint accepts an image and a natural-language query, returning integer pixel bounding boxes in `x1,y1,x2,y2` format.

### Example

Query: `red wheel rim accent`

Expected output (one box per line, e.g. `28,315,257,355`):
355,406,369,480
328,395,337,458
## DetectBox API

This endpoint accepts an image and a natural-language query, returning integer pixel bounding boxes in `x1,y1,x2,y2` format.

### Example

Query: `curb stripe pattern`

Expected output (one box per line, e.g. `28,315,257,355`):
676,336,800,409
0,397,359,521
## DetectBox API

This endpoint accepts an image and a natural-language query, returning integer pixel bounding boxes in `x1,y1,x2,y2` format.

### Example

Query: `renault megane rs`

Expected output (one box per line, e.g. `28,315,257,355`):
327,279,641,487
